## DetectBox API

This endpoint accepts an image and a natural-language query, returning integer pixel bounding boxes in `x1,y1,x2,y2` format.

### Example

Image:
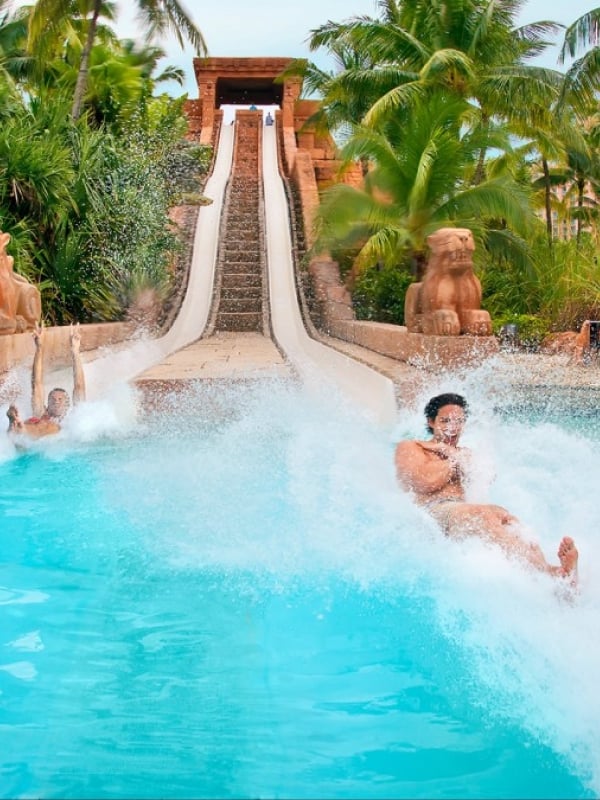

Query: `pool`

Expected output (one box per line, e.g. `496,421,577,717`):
1,376,599,798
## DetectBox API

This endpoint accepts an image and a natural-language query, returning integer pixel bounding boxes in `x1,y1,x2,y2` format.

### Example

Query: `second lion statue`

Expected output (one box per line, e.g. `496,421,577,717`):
404,227,492,336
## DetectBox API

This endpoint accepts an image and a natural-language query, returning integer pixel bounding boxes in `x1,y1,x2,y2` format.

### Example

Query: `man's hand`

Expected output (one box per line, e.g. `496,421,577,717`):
69,322,81,354
419,441,471,478
7,404,23,431
419,441,456,459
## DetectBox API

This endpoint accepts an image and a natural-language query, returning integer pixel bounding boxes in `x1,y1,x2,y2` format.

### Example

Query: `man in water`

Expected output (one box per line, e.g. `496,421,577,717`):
6,322,86,438
395,392,578,583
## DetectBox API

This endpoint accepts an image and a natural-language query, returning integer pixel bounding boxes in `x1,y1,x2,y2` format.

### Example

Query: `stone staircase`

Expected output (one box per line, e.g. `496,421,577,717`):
211,112,267,333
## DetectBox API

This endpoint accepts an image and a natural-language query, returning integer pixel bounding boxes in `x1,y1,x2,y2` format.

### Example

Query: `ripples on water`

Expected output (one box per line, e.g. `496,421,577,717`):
0,361,598,798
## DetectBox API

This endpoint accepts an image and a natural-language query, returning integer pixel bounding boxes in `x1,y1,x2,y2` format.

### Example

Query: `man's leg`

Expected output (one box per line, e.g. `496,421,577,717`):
444,503,578,580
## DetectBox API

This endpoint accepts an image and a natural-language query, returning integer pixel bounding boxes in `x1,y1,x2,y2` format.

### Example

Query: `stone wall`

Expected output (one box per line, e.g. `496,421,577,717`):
329,320,498,368
0,322,133,375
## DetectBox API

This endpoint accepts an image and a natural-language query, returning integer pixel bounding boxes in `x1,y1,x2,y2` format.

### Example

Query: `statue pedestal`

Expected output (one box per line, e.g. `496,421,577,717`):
331,320,498,369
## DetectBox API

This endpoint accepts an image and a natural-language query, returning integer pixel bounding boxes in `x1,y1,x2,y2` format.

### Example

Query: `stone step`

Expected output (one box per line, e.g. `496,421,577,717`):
224,214,258,222
221,272,262,288
223,230,260,242
221,255,261,267
225,210,259,218
218,297,262,313
229,200,259,209
216,312,263,332
225,219,259,227
221,285,262,300
221,247,261,260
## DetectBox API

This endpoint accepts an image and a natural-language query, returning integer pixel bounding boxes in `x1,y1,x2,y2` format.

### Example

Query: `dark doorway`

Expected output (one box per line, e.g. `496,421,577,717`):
216,78,283,108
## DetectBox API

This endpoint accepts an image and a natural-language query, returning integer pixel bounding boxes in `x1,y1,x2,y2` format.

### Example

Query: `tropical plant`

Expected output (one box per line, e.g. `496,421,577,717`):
306,0,565,161
352,262,414,325
559,6,600,112
27,0,207,119
279,43,381,144
313,92,535,279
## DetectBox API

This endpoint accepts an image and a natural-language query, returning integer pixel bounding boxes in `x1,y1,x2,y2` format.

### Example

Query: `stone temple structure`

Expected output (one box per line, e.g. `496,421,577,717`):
182,56,497,367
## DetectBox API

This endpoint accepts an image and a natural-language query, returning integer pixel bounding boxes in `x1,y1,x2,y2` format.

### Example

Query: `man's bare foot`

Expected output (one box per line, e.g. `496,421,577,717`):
558,536,578,582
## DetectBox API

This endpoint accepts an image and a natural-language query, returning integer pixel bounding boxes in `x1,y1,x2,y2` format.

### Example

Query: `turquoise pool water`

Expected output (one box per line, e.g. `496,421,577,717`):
1,377,598,798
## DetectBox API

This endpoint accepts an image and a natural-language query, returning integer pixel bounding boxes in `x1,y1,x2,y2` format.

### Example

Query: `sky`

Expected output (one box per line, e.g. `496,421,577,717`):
10,0,600,97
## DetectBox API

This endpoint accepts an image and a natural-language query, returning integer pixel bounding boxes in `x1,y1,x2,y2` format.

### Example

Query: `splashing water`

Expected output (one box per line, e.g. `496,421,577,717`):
0,367,598,798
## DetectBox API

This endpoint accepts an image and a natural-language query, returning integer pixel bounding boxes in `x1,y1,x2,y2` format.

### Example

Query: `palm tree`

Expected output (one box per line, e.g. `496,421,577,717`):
558,8,600,119
27,0,207,120
307,0,565,182
519,7,600,248
0,1,37,114
313,92,534,279
279,43,381,144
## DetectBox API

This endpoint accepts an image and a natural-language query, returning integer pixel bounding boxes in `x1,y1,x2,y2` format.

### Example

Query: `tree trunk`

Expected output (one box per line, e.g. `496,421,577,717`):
71,0,102,121
472,113,489,186
576,177,585,248
542,158,553,248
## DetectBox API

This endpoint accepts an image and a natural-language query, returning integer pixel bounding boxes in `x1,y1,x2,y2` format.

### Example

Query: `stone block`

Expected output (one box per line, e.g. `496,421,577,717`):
0,322,134,375
337,321,498,369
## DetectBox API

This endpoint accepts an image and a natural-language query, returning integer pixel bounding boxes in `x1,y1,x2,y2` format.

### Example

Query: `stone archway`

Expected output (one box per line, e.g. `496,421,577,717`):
187,57,301,144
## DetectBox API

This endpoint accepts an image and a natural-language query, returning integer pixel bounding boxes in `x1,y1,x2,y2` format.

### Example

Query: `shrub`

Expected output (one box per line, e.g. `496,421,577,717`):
352,264,414,325
492,313,552,350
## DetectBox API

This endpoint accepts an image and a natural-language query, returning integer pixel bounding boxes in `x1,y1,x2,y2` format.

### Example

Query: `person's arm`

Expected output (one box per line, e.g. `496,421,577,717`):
70,323,86,405
395,440,467,496
31,322,45,419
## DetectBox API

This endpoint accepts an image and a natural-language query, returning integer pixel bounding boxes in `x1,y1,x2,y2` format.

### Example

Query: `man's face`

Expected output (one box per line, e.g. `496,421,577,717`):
429,403,466,446
47,389,69,420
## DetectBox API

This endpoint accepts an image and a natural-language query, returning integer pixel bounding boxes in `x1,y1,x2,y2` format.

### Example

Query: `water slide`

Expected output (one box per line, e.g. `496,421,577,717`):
83,115,397,427
261,124,397,427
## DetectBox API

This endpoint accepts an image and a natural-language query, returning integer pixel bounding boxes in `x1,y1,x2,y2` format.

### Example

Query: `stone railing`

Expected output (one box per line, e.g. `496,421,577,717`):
0,322,134,376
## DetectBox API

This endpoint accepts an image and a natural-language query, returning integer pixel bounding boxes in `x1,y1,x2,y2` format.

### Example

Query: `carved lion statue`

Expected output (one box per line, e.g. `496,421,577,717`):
0,231,41,334
404,227,492,336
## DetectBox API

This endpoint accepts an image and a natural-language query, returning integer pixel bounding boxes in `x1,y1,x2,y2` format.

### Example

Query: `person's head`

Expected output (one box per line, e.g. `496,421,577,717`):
424,393,468,442
47,388,70,420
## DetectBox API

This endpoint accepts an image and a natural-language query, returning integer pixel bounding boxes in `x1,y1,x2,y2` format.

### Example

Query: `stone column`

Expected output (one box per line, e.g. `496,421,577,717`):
198,79,216,145
282,78,301,128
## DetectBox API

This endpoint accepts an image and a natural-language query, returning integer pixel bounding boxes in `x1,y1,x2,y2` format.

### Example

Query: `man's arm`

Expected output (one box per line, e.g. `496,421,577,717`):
70,323,86,405
395,440,468,496
31,322,45,419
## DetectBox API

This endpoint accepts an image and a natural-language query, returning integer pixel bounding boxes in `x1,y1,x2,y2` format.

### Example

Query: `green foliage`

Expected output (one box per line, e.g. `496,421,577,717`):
313,92,535,275
36,227,120,324
481,230,600,336
0,52,197,322
492,312,552,350
164,139,213,201
80,123,182,317
352,264,414,325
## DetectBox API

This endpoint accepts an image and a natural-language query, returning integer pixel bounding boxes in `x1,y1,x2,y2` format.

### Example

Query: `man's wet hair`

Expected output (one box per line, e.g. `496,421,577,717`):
424,393,468,432
49,387,69,401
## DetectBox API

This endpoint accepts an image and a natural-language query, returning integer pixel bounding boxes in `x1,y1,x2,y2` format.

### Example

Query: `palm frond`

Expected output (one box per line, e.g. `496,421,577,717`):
559,7,600,63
